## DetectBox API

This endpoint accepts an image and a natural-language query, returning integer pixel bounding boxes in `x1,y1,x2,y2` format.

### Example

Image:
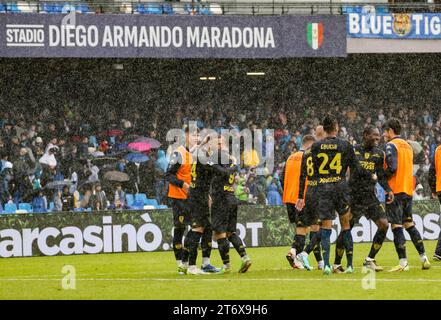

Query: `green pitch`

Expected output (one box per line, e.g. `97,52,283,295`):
0,241,440,300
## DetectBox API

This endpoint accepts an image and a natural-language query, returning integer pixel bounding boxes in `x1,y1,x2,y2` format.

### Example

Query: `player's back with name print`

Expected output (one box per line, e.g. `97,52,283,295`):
311,137,352,185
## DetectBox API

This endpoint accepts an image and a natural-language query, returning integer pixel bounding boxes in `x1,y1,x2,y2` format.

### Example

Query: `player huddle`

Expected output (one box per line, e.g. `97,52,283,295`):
165,128,251,275
165,115,441,275
284,115,437,274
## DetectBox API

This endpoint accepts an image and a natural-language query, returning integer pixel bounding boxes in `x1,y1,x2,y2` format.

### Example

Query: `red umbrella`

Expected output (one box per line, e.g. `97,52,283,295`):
128,142,151,153
107,129,124,137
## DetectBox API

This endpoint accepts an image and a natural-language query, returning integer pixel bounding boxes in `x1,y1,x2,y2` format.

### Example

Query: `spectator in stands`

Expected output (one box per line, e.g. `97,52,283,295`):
32,189,47,213
235,177,249,205
112,183,126,210
56,185,75,212
90,183,108,211
266,175,283,206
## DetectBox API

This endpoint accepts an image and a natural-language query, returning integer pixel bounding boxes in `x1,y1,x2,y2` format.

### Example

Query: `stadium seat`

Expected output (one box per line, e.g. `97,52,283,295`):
77,4,90,14
162,3,173,15
130,201,144,210
62,3,76,13
18,203,32,213
209,3,222,15
4,203,17,214
6,3,21,13
125,194,134,206
17,1,36,13
0,4,5,12
74,208,85,212
158,205,168,209
146,3,163,14
48,202,55,212
135,193,148,205
145,198,159,207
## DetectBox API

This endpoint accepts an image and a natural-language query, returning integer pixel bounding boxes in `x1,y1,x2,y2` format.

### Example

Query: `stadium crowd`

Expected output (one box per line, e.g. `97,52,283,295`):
0,101,439,212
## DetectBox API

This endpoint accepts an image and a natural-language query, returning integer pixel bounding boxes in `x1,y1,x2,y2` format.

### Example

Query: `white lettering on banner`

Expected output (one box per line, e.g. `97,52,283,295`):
413,14,423,35
246,222,263,247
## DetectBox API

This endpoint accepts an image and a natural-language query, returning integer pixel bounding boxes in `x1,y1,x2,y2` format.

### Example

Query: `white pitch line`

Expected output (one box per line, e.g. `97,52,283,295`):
0,278,441,283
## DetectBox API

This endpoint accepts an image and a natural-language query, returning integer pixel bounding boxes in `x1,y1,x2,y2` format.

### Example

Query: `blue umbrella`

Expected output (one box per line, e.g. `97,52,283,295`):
125,153,149,163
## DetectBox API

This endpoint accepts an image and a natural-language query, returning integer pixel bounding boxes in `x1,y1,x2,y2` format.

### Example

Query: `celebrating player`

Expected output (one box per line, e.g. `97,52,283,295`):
333,126,394,273
168,128,218,275
211,134,252,273
281,134,318,270
383,118,431,271
428,143,441,261
296,115,366,275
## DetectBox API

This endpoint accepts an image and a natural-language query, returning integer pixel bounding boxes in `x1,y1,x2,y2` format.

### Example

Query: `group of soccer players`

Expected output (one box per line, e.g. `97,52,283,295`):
283,115,433,274
165,127,252,275
165,114,441,275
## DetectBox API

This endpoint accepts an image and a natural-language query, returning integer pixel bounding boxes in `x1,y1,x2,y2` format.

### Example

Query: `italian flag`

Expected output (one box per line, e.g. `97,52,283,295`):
307,23,324,50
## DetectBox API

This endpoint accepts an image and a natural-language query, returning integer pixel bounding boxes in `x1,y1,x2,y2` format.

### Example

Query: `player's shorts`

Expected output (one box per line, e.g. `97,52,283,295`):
386,193,413,225
286,191,319,227
211,196,238,233
350,192,387,224
168,198,190,228
315,183,351,221
188,196,210,229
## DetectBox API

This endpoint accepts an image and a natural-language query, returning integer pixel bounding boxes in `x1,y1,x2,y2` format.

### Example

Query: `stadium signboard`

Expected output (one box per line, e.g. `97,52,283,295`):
0,201,439,258
0,13,346,58
348,13,441,39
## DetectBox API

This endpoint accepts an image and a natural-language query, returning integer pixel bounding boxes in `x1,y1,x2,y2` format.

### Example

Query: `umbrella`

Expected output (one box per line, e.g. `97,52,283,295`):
104,171,130,182
92,151,105,158
407,140,423,155
134,137,161,149
128,142,151,153
107,129,124,137
114,142,129,151
125,153,149,163
44,180,72,190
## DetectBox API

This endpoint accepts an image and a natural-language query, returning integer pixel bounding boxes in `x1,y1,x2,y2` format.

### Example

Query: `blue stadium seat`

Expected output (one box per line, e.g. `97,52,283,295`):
74,208,85,212
48,202,55,212
6,3,21,13
162,3,173,15
135,193,148,205
145,198,159,207
18,203,32,213
0,4,5,12
158,205,168,209
130,201,144,210
77,4,90,13
199,6,211,15
62,3,76,13
4,203,17,214
125,194,134,206
146,3,163,14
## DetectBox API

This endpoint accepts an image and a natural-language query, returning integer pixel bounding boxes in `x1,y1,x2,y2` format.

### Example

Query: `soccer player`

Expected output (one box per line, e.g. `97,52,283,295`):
333,126,394,273
296,115,366,275
428,143,441,261
383,118,430,271
210,134,252,273
166,128,218,275
281,134,317,271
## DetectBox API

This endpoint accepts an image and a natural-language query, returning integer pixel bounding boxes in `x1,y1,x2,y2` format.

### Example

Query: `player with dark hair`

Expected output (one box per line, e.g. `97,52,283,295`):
333,126,394,273
211,134,252,273
166,128,218,275
429,144,441,261
296,115,367,275
383,118,430,271
281,134,320,270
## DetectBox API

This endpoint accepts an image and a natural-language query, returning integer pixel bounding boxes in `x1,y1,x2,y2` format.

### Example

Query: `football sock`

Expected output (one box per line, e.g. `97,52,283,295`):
294,234,306,254
304,231,319,254
368,228,387,259
201,227,213,259
334,231,345,265
172,226,186,261
217,237,230,265
342,229,354,268
312,231,323,263
321,228,332,268
392,227,407,260
405,225,425,255
228,233,247,257
184,230,202,266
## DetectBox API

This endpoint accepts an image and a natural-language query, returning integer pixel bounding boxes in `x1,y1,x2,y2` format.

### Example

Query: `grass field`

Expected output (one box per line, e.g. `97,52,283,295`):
0,241,440,300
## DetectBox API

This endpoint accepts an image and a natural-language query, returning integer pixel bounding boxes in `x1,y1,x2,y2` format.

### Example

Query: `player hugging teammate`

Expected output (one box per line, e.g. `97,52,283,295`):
167,129,252,275
288,115,432,274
